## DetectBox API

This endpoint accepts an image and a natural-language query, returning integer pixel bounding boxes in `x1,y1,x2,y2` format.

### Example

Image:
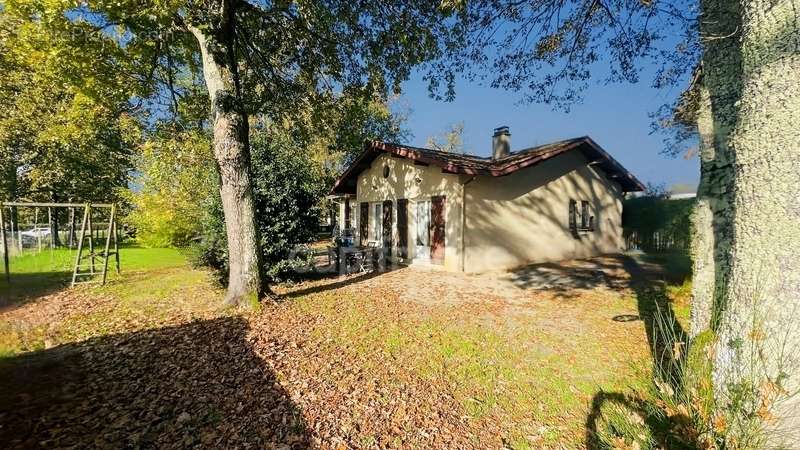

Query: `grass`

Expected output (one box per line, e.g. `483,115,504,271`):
0,244,189,303
290,282,657,447
1,245,220,358
1,247,695,448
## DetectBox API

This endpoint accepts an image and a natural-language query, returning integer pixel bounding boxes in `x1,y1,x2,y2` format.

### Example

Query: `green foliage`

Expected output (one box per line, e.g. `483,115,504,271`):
0,11,139,203
193,124,327,282
251,129,326,274
6,0,465,131
623,196,694,254
327,93,411,167
188,91,409,281
124,128,216,247
590,307,720,450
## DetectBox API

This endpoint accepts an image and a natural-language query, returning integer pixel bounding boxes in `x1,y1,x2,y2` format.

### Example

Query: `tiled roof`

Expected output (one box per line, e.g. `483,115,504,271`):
330,136,644,194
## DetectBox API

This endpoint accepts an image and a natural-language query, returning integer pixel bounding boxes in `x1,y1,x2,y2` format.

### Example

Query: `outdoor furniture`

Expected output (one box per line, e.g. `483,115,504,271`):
326,245,337,265
335,245,377,275
347,251,368,273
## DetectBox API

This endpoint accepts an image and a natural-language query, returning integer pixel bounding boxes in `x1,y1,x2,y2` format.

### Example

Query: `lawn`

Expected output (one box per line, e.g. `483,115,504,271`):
0,244,188,304
0,247,691,449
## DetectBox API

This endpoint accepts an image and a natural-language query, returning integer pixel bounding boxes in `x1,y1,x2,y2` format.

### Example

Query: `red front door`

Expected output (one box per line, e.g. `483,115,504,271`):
430,196,445,263
382,200,393,257
397,199,408,259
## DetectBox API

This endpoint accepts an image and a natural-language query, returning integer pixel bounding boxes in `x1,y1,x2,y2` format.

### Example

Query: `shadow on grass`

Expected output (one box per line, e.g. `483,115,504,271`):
505,256,631,298
637,252,692,286
0,270,74,311
584,254,693,449
280,254,404,299
282,269,389,299
502,252,690,301
0,316,308,448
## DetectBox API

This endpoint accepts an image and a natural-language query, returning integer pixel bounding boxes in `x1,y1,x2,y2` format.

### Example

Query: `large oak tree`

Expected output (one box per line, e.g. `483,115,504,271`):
5,0,466,305
450,0,799,443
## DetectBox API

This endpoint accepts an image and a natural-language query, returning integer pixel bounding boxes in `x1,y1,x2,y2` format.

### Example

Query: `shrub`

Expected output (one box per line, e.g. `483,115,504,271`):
124,192,200,247
623,196,694,254
124,128,216,248
194,126,326,283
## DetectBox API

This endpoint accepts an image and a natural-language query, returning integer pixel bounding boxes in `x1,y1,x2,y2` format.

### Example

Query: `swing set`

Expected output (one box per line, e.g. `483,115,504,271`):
0,202,121,287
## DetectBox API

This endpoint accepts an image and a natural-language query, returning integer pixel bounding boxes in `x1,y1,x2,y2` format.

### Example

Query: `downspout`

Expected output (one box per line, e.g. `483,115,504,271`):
460,176,476,272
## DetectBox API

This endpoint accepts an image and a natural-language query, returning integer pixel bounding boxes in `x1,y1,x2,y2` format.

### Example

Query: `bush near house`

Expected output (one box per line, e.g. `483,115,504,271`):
192,127,327,283
623,197,694,254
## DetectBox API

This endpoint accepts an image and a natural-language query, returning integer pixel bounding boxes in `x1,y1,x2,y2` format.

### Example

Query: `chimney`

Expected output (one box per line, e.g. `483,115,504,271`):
492,126,511,160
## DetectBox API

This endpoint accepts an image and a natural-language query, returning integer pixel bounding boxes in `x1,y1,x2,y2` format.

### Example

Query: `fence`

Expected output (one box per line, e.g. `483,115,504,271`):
622,197,694,254
625,230,690,253
2,223,112,257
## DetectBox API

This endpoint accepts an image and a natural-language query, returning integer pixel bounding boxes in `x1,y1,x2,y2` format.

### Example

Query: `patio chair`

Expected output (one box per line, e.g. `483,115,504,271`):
326,246,337,265
347,250,373,274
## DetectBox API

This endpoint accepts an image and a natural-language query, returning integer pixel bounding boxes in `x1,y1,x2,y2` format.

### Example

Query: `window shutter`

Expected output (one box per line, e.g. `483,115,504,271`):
430,196,446,263
397,199,408,259
344,199,351,229
581,201,590,229
359,202,369,245
569,200,577,232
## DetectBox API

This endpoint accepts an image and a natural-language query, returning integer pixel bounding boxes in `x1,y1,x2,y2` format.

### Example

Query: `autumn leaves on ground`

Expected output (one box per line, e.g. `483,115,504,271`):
0,248,690,449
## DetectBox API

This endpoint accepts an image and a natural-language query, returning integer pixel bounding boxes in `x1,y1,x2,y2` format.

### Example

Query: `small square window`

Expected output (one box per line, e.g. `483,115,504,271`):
569,200,594,233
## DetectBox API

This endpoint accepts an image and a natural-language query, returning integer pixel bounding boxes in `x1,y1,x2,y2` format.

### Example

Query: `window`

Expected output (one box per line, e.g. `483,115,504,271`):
570,199,594,232
581,201,590,229
383,165,390,178
372,203,382,241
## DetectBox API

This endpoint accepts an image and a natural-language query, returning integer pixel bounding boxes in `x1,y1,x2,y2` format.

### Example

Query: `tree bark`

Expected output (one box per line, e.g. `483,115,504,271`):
714,0,800,442
697,0,743,336
689,83,716,337
189,18,264,306
48,207,61,247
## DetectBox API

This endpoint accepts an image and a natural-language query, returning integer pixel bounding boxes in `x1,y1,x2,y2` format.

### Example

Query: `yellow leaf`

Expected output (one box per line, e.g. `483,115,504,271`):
712,413,727,434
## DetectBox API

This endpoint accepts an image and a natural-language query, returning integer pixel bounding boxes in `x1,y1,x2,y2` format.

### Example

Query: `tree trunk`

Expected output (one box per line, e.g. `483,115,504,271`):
697,0,743,336
189,21,264,306
49,206,61,247
713,0,800,443
689,83,715,337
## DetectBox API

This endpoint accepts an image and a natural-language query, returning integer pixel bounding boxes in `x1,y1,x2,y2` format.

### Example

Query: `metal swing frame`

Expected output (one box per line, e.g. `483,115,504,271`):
0,202,120,287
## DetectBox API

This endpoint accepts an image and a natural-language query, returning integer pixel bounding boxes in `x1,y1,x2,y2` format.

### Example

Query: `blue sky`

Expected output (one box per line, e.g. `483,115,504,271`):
397,74,699,191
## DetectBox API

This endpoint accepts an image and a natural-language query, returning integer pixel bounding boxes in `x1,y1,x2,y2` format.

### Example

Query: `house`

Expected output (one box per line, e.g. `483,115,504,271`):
329,127,644,273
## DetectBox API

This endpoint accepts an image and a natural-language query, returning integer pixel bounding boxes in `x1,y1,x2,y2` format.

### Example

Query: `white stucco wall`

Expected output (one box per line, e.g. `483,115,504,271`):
352,154,465,270
335,150,626,273
463,151,625,273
